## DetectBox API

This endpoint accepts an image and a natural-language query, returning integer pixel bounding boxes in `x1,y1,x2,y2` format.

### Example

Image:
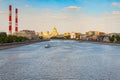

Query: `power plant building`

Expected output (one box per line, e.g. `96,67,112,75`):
13,30,39,40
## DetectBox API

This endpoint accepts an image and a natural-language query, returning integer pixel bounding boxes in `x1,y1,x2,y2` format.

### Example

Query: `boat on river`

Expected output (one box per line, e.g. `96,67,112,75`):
45,44,50,48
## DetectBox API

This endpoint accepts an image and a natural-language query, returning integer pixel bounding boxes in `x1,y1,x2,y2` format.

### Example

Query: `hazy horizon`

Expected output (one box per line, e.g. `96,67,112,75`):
0,0,120,34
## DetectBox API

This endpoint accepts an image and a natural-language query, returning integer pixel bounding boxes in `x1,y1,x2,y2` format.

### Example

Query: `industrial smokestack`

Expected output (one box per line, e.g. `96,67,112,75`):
15,8,18,32
9,5,12,34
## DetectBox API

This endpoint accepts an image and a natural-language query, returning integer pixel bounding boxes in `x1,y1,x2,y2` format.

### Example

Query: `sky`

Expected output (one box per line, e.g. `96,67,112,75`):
0,0,120,34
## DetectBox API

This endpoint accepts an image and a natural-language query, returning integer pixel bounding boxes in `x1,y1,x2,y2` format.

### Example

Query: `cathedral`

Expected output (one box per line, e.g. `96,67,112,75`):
51,27,59,37
42,27,59,38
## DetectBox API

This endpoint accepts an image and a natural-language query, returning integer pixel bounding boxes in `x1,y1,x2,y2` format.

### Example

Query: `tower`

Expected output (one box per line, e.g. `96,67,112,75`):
15,8,18,32
9,5,12,34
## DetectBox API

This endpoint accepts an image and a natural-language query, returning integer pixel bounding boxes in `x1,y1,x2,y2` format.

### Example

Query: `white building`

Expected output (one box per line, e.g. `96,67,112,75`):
70,32,76,39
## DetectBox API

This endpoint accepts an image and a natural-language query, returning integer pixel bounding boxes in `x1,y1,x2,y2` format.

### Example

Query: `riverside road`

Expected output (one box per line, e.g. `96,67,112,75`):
0,40,120,80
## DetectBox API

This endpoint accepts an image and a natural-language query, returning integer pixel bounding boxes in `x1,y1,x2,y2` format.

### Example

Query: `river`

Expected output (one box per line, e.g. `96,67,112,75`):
0,40,120,80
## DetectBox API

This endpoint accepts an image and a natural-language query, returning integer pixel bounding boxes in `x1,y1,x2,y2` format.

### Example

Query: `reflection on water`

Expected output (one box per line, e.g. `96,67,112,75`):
0,40,120,80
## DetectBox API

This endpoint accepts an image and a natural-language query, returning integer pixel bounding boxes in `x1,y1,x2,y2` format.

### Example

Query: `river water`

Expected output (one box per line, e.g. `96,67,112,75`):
0,40,120,80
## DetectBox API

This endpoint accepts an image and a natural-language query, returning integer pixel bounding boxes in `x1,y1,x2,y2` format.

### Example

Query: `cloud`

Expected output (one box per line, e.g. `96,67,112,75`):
112,11,120,15
112,2,120,8
63,6,81,12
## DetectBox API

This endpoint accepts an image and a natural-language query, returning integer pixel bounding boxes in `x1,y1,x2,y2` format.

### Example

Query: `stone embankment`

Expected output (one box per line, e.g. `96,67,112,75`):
0,39,50,50
77,40,120,46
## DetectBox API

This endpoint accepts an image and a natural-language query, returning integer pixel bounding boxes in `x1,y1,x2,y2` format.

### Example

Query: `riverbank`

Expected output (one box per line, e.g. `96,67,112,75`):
77,40,120,46
49,39,120,46
0,39,50,50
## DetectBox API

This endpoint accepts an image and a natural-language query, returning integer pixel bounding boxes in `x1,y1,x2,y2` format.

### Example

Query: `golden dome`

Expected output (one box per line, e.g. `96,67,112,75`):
51,27,59,36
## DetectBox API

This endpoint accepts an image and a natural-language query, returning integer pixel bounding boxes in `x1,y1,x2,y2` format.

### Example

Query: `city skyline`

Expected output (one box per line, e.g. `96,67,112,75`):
0,0,120,33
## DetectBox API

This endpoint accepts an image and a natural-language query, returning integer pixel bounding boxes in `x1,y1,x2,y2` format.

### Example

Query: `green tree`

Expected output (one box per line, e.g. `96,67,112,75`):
115,35,120,43
0,32,7,37
0,35,28,43
109,35,115,42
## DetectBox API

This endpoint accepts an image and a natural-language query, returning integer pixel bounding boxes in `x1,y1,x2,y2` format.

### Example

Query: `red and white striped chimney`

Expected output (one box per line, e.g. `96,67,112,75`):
15,8,18,32
9,5,12,34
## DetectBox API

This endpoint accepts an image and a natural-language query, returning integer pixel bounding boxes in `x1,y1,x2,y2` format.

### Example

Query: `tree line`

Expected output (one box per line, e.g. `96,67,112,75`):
0,32,28,43
109,35,120,43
